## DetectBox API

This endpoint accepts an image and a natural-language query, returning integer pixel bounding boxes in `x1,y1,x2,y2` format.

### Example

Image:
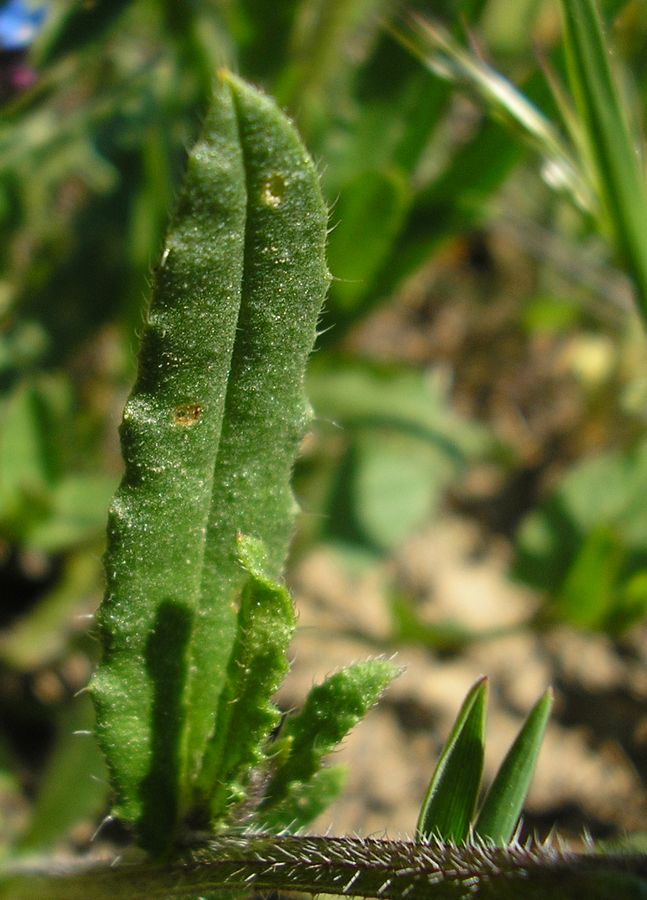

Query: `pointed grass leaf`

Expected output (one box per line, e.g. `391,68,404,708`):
196,534,296,825
91,72,329,855
416,676,487,844
259,659,400,815
474,688,552,846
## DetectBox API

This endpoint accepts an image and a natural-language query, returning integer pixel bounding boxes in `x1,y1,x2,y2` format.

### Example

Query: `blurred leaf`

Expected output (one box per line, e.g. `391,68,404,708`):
612,570,647,632
17,697,108,852
513,440,647,631
383,115,526,296
0,551,100,671
475,688,553,845
560,0,647,317
0,738,27,857
416,676,487,843
33,0,134,66
309,361,490,552
309,361,488,455
328,169,409,313
351,431,451,550
25,475,117,553
555,524,624,628
0,379,60,532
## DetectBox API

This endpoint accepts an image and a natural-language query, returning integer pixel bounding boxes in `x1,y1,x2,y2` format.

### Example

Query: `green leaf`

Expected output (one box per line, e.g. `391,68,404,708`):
308,361,489,551
416,676,487,844
257,766,346,834
0,380,58,529
512,439,647,631
474,688,553,845
259,659,399,815
560,0,647,317
196,535,296,825
614,572,647,633
26,475,118,553
327,169,409,313
91,72,329,855
350,430,452,550
555,525,624,629
17,698,109,853
0,552,100,672
34,0,133,66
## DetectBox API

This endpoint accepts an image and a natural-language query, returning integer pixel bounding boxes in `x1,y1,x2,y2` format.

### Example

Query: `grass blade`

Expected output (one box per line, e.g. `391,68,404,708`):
475,688,553,845
416,676,487,844
560,0,647,318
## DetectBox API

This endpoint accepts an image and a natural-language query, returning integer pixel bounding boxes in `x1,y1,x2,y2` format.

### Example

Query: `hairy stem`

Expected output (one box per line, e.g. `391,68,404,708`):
2,835,646,899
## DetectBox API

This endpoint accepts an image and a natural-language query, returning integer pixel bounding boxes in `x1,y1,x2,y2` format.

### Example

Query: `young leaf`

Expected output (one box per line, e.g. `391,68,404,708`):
91,72,329,855
258,766,347,834
196,534,296,825
416,676,487,844
474,688,553,846
259,659,400,814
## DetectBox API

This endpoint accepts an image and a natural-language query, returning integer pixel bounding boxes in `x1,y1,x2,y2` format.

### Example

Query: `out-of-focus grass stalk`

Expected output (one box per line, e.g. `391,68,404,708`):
396,3,647,322
393,13,593,213
559,0,647,322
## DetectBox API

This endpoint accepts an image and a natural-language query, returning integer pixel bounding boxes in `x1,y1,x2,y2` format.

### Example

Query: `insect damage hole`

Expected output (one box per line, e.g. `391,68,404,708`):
260,173,287,208
174,403,203,427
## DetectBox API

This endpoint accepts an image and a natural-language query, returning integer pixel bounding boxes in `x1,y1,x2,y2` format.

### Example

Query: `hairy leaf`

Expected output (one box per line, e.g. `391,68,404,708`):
260,660,400,814
91,72,329,854
196,535,296,824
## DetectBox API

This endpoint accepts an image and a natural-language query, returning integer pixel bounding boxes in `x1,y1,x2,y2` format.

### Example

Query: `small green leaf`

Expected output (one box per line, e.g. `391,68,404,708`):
0,380,58,529
260,659,399,814
416,676,487,844
258,766,346,834
26,474,118,553
475,688,553,845
196,535,296,825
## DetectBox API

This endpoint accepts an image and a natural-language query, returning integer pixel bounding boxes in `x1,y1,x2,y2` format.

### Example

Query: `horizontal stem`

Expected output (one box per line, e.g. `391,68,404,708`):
2,835,647,899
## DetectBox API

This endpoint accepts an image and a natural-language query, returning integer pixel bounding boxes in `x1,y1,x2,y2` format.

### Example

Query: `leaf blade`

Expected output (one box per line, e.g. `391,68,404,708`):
416,676,487,844
260,659,400,815
92,73,330,855
474,688,553,845
196,535,296,824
